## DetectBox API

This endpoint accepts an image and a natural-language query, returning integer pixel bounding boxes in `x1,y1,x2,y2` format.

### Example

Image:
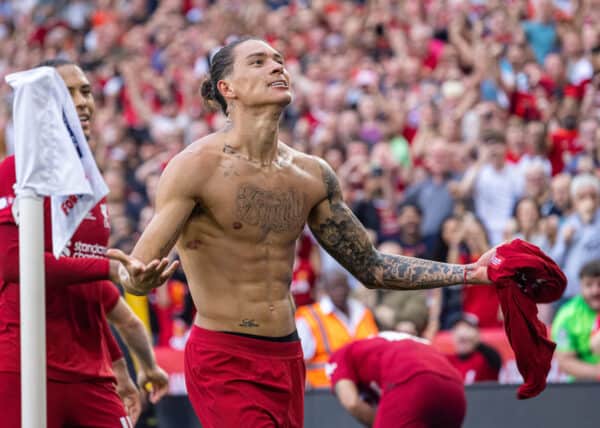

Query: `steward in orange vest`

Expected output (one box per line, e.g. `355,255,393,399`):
296,269,378,388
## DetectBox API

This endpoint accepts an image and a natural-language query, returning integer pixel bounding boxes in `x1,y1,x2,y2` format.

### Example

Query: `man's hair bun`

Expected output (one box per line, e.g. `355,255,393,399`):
201,79,214,101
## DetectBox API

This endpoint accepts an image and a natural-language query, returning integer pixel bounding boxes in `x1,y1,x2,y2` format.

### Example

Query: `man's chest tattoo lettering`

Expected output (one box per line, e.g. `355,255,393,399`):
235,184,305,233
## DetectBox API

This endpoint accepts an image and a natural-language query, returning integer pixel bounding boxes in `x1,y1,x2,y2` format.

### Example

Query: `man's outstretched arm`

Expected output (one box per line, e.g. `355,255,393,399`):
308,160,492,290
107,152,199,295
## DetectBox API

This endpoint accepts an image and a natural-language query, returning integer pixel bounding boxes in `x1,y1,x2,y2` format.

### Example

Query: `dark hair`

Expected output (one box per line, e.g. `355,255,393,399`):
200,36,262,115
579,260,600,279
397,202,423,218
36,58,76,69
481,129,506,145
513,196,541,219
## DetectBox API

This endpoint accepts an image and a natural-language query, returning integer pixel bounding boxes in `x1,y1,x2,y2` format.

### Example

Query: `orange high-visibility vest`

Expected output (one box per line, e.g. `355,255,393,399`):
296,302,378,388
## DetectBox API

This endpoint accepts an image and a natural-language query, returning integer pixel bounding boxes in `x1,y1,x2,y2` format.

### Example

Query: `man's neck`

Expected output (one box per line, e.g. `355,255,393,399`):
401,232,420,245
491,161,505,171
335,303,349,317
431,172,447,183
225,105,283,166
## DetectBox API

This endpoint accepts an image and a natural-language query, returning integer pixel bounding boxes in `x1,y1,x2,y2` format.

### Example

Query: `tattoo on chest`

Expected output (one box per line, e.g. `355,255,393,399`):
235,184,305,232
239,319,260,328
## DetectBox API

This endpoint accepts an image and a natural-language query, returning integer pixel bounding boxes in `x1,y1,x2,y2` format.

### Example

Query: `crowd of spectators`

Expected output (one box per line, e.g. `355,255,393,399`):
0,0,599,385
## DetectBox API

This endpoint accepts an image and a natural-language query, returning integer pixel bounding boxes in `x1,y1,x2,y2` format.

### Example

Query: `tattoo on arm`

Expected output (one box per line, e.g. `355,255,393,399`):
239,319,260,328
310,163,381,285
311,162,468,290
378,253,467,289
158,213,189,257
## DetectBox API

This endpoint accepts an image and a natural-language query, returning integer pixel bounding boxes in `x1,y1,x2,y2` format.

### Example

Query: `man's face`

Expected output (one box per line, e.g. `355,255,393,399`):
579,119,598,151
452,321,479,356
551,176,571,209
524,168,547,198
426,141,450,175
544,54,564,81
581,275,600,311
398,206,421,235
486,142,507,165
56,64,95,140
223,40,292,111
323,272,350,308
506,124,525,154
574,186,599,222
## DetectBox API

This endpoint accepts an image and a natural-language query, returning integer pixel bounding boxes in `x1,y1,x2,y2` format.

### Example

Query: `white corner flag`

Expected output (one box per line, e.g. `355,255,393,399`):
5,66,109,428
6,66,108,257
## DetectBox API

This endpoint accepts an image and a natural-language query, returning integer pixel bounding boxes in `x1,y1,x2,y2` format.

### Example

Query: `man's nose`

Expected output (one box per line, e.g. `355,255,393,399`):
72,91,86,108
270,61,284,74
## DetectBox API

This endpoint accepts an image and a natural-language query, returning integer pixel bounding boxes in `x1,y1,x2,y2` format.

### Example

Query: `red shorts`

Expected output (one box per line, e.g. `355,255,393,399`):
0,372,130,428
184,326,305,428
375,372,466,428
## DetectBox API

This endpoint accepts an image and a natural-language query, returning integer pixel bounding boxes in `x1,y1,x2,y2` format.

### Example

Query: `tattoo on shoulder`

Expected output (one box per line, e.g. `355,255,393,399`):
319,162,340,203
239,319,260,328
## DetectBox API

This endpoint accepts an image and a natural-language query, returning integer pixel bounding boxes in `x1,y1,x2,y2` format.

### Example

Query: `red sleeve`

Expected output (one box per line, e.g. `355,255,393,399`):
0,223,110,287
0,156,17,224
102,316,123,362
328,343,359,391
100,280,121,313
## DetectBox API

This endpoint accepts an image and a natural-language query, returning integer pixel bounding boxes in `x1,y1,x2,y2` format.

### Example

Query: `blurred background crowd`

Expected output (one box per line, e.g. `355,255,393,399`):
0,0,599,398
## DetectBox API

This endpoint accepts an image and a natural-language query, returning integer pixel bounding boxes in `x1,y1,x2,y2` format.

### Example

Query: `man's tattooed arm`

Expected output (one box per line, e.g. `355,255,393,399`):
308,160,478,290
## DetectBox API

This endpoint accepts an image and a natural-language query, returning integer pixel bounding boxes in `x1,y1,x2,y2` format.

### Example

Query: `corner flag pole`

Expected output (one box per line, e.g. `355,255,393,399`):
18,188,46,428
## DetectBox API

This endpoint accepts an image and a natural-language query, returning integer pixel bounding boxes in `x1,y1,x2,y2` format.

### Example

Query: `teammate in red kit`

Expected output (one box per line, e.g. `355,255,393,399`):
0,59,169,428
328,332,466,428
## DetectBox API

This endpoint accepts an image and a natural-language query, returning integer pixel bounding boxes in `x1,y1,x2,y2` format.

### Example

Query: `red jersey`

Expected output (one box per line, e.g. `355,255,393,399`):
290,260,316,307
548,128,581,175
0,155,122,381
328,333,462,397
290,232,317,307
446,343,501,384
460,253,502,328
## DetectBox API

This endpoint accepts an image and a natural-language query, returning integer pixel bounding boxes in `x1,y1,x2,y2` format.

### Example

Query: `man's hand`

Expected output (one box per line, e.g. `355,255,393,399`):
106,248,179,295
116,376,142,425
469,246,496,284
137,365,170,404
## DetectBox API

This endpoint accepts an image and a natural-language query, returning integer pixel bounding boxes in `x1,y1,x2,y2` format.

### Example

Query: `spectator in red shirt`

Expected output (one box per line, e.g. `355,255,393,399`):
290,230,318,307
447,214,502,328
328,332,466,428
548,97,582,174
447,315,502,384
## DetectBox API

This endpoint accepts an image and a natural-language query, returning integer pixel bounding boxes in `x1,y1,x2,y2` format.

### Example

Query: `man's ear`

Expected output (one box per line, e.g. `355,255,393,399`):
217,79,236,101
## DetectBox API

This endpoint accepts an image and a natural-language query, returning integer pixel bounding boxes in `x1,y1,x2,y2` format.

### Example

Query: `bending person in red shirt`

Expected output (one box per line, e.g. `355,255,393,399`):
328,332,466,428
0,59,168,428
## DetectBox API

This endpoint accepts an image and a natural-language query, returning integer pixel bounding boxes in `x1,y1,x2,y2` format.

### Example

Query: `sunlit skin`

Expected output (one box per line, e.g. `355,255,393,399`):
55,65,95,140
108,40,494,338
582,276,600,312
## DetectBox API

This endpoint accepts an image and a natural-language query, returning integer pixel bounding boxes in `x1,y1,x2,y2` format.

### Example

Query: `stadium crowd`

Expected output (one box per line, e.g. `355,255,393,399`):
0,0,599,393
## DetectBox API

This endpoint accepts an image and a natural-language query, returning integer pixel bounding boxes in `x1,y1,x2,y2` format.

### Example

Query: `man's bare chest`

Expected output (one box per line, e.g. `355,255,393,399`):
200,169,318,241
